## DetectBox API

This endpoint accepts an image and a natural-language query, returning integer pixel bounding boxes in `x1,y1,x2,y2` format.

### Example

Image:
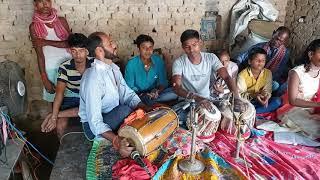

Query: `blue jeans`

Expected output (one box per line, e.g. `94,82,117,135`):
252,97,282,114
140,87,178,106
273,80,288,97
82,105,132,141
272,81,280,92
276,81,288,97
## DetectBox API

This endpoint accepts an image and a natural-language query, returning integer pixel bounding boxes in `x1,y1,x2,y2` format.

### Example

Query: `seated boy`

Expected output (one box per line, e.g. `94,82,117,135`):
210,50,238,99
125,34,177,105
237,47,282,114
41,33,94,137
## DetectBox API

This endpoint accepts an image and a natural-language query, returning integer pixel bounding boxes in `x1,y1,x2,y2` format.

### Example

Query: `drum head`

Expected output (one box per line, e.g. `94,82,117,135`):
118,126,146,156
198,104,221,121
118,107,179,156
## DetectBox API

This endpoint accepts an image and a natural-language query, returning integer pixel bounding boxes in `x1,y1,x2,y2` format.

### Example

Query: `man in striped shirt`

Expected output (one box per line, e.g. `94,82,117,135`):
41,33,94,138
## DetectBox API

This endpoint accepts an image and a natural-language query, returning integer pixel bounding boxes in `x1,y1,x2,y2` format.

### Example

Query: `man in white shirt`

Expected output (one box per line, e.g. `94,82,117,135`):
79,32,150,158
172,29,245,126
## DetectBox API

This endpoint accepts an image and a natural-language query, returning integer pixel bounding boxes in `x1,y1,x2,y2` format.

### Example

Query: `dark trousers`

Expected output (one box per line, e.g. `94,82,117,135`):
82,105,132,140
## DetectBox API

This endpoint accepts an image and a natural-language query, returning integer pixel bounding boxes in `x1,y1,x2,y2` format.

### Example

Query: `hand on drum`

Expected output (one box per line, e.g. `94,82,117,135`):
118,138,135,158
199,99,214,112
233,98,248,113
136,102,154,112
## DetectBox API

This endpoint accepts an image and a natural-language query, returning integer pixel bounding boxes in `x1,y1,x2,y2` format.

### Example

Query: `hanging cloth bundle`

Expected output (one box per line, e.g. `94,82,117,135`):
229,0,279,45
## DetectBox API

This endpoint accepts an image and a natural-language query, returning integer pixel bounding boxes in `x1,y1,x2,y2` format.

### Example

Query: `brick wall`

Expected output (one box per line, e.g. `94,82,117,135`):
285,0,320,64
0,0,287,103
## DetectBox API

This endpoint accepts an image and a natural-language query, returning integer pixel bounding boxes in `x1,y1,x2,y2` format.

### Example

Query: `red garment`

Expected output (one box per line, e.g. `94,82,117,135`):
208,132,320,179
112,158,157,180
121,109,145,128
311,79,320,113
276,91,293,117
32,8,69,40
263,43,286,73
120,106,166,128
277,81,320,117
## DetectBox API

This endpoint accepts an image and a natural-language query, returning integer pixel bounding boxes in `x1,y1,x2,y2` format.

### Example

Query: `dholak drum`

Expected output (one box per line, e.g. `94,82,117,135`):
187,102,221,143
118,107,178,156
219,99,255,139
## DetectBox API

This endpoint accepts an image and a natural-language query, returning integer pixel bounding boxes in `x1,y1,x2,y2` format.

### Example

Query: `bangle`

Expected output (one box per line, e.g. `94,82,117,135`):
112,136,120,150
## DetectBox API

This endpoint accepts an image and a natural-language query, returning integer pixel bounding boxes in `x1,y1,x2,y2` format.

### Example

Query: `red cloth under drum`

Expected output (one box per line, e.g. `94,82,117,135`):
112,158,157,180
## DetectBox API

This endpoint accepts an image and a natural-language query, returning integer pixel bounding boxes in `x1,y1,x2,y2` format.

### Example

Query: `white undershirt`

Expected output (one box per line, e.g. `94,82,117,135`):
42,25,71,71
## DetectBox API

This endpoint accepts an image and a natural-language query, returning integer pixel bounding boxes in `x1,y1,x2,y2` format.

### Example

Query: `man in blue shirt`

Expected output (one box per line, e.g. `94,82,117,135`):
79,32,150,158
125,34,177,105
236,26,291,93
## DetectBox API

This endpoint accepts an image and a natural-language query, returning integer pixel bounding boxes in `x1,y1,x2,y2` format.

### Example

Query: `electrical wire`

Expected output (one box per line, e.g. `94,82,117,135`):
19,136,40,180
15,132,41,165
23,145,41,180
59,131,83,144
9,130,19,146
8,123,41,180
0,111,54,165
33,161,41,180
19,149,33,180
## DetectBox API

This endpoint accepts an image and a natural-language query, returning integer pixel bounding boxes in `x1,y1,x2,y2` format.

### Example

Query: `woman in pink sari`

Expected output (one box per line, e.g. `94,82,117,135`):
278,39,320,140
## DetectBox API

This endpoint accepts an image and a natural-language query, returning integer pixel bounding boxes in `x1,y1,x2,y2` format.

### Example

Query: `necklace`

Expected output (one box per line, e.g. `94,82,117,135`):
311,70,320,78
309,64,320,78
310,68,320,72
142,58,152,72
144,64,151,71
